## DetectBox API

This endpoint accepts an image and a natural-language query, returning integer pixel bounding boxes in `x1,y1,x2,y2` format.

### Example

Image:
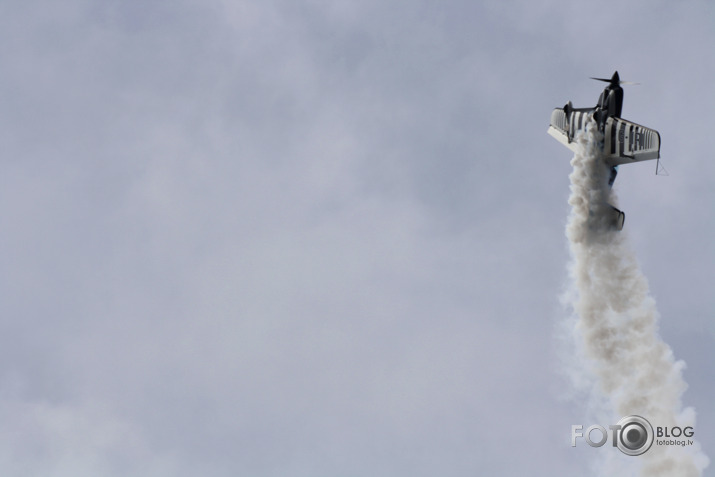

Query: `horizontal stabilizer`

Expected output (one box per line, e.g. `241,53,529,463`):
610,205,625,231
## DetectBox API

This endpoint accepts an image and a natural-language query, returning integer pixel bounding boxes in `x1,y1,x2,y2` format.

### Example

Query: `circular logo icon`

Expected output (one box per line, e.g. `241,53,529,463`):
616,415,654,456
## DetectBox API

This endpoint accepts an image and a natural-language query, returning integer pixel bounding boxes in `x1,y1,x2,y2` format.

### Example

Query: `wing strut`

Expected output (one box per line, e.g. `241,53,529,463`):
656,157,669,176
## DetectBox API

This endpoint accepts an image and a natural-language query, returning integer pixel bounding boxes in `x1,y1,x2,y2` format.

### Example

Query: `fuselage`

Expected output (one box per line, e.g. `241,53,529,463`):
593,72,624,130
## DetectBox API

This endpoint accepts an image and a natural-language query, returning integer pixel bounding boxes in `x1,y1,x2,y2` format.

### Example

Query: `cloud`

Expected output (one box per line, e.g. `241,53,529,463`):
0,1,712,475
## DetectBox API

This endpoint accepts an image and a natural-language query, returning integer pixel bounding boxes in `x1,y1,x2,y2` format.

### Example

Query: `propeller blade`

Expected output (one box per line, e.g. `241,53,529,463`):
590,77,640,85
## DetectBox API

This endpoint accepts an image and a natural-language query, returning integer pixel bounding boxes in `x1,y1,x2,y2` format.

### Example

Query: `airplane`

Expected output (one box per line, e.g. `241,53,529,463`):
547,71,661,230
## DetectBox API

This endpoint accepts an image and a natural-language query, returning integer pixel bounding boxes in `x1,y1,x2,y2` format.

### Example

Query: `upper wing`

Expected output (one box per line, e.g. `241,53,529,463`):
547,108,578,153
603,117,660,165
547,107,595,153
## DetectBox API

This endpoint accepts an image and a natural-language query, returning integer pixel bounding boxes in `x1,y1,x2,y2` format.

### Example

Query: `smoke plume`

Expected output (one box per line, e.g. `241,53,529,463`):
564,122,709,476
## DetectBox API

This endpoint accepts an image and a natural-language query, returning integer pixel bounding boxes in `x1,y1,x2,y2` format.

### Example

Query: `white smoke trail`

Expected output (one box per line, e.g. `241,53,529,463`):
564,121,709,476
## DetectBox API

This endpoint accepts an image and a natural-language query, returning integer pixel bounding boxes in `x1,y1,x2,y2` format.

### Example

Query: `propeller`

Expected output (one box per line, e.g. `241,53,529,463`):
590,71,640,85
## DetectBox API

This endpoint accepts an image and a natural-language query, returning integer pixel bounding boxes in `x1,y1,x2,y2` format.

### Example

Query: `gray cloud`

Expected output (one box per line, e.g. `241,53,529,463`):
0,1,712,475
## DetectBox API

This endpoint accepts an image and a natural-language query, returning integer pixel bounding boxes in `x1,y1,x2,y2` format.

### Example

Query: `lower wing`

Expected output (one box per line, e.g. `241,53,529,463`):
603,117,660,165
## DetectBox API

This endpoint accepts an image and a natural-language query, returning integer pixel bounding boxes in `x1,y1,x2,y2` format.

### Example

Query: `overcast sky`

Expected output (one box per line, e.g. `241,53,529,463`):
0,1,713,476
